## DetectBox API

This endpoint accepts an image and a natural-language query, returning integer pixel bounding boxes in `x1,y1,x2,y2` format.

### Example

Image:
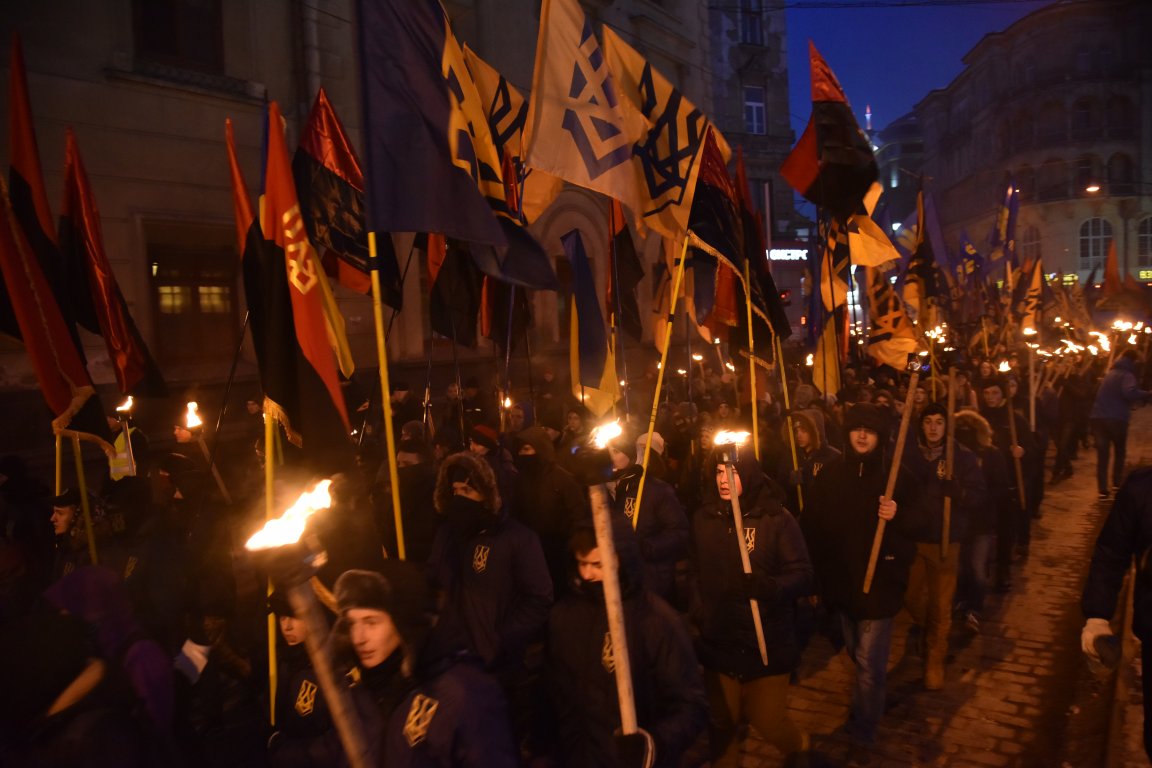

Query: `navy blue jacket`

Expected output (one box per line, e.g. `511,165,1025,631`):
900,439,987,545
692,480,813,679
610,474,689,602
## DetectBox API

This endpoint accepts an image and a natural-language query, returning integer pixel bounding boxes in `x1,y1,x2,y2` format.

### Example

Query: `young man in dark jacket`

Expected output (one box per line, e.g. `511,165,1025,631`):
900,402,987,689
693,447,814,765
548,525,707,768
776,408,841,516
801,403,917,759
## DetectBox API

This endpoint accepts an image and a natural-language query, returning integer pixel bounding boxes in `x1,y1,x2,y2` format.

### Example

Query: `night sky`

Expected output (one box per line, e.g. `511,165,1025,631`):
786,0,1053,138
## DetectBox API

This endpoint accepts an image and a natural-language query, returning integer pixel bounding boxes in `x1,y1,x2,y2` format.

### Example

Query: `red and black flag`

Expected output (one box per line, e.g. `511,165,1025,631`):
59,130,167,397
686,128,742,336
230,109,353,472
481,274,531,355
781,41,877,220
427,233,482,348
735,150,792,341
293,87,403,309
0,180,108,443
607,199,645,342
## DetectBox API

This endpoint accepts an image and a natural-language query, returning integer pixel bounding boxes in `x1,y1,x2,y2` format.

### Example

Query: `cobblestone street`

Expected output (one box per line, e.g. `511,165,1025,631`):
739,408,1152,768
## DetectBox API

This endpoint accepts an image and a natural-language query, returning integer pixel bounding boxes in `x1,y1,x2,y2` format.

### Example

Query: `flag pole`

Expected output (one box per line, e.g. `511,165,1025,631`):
55,432,63,494
609,203,632,420
863,367,918,593
264,409,277,726
743,259,760,461
70,434,98,566
369,232,406,560
634,236,689,529
942,367,957,557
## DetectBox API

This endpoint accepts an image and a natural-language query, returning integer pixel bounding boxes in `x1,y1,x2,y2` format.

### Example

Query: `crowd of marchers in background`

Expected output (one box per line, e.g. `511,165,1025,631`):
0,346,1149,768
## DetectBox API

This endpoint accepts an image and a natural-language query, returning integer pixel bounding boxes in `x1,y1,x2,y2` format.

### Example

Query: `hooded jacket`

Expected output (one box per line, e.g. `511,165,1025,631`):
801,421,918,621
1083,468,1152,642
692,453,814,679
547,525,707,767
954,409,1010,536
427,453,553,672
777,409,841,512
899,409,988,545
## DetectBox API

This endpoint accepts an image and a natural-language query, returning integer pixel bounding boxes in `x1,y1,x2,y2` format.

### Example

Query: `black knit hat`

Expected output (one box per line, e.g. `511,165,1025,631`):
52,488,80,508
919,402,948,422
334,563,432,671
843,403,888,440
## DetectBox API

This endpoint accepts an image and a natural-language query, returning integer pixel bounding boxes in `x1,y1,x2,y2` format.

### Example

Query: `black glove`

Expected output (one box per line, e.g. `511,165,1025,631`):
613,728,655,768
741,572,778,603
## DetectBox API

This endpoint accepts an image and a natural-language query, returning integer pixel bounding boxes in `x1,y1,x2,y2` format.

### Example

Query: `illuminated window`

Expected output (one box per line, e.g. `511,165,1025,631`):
739,0,764,46
198,285,231,313
1079,217,1113,272
158,285,192,314
1139,217,1152,268
744,86,766,135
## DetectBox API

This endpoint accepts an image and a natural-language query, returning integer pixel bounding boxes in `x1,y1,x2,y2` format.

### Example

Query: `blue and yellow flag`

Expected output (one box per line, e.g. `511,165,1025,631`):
564,229,619,416
357,0,505,246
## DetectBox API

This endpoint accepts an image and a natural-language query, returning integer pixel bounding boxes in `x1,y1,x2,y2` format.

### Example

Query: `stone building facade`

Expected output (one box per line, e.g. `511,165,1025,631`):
915,0,1152,282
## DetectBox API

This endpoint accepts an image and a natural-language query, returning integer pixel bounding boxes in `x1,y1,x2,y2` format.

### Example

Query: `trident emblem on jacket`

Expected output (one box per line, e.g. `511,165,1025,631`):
403,694,440,747
472,544,490,573
295,680,317,716
601,632,615,673
744,527,757,553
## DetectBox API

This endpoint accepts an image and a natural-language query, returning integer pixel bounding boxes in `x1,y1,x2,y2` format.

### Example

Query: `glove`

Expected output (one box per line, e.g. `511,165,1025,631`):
614,728,655,768
741,572,778,603
1080,618,1112,659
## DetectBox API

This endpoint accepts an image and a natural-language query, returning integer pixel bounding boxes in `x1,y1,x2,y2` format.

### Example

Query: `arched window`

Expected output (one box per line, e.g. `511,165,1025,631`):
1020,224,1042,263
1079,218,1113,272
1139,217,1152,268
1038,159,1067,201
1011,113,1033,151
1107,153,1135,195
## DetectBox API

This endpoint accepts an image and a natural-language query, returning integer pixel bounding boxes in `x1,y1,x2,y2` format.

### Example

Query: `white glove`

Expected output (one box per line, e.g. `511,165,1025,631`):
1081,618,1112,658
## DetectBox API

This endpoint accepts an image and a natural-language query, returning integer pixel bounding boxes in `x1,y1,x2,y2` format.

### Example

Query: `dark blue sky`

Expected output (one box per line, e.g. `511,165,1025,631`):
786,0,1053,138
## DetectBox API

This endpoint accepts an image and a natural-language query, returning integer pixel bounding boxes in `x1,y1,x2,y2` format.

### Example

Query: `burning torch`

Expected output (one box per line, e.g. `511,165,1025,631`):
245,480,371,768
114,396,137,478
713,430,769,666
185,402,233,504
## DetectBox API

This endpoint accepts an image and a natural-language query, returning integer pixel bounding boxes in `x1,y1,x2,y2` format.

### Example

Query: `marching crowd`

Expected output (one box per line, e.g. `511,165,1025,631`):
0,347,1149,768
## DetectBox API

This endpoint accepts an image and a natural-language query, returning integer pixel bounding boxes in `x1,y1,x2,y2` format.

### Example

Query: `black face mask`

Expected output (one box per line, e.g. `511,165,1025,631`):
514,454,543,475
446,495,490,538
579,579,604,603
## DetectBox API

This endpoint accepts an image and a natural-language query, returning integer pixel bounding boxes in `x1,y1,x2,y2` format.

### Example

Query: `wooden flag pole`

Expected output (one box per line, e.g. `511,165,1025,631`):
634,236,689,529
743,259,760,462
863,369,918,593
775,333,804,513
55,432,63,494
942,367,957,557
264,411,278,726
369,231,406,560
70,433,99,566
1006,391,1027,513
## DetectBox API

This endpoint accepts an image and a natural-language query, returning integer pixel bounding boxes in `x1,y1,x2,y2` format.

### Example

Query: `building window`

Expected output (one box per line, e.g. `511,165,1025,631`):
744,86,766,135
1106,96,1135,138
1036,102,1066,146
133,0,224,74
739,0,764,46
1076,49,1092,75
1017,165,1036,202
1072,98,1098,140
1037,159,1067,201
1074,155,1101,192
146,222,238,373
1020,225,1042,263
1079,217,1113,272
1139,217,1152,267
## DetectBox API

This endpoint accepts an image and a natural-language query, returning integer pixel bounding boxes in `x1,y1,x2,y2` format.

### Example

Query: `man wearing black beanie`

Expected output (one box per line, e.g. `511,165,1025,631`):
801,403,918,763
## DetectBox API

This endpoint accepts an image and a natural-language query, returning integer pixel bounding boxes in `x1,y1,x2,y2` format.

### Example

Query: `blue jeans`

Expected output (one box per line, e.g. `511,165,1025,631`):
839,614,894,746
1091,418,1129,494
958,533,995,613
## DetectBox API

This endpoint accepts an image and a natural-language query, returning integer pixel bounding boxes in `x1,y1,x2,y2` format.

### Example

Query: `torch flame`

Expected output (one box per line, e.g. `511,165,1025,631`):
503,397,512,409
1022,327,1037,336
590,421,622,450
1129,334,1139,345
805,354,814,367
998,361,1011,373
245,479,333,551
185,402,202,430
713,430,750,447
116,396,134,413
1088,345,1099,356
